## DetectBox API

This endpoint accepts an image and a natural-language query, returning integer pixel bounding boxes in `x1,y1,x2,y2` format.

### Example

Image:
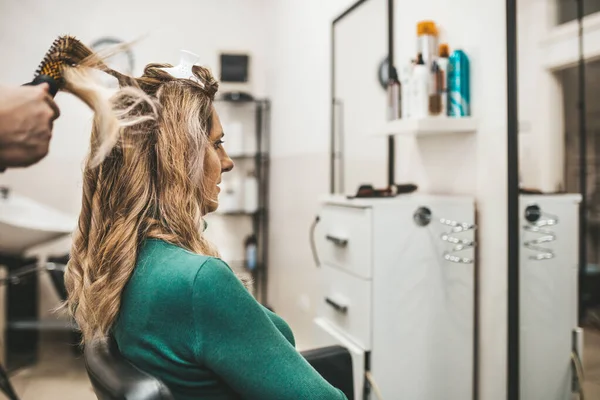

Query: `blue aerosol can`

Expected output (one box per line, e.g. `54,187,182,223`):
447,49,470,117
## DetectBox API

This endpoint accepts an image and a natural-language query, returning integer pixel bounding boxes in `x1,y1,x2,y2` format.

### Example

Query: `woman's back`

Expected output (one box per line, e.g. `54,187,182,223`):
114,239,346,400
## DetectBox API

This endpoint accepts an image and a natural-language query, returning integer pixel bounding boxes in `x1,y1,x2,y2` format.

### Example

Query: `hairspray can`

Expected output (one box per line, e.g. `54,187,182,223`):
447,50,470,117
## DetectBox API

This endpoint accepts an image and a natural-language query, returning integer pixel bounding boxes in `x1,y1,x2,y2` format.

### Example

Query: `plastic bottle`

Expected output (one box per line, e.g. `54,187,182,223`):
428,61,442,116
243,171,258,213
244,234,257,271
387,66,401,121
437,44,450,117
411,53,429,119
225,121,244,156
400,63,412,119
219,177,244,212
416,21,439,81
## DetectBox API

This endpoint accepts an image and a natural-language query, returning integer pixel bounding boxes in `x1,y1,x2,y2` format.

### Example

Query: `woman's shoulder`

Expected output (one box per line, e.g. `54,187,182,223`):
139,239,234,282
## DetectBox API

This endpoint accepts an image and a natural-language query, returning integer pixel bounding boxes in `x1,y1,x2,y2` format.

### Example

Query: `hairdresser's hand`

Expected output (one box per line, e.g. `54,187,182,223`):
0,84,60,170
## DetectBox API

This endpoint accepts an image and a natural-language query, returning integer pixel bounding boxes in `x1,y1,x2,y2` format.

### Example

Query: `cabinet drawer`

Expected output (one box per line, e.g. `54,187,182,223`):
318,205,372,279
318,264,372,350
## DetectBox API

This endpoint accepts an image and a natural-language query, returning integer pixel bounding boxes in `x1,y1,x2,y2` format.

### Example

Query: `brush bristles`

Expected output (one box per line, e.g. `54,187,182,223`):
35,35,95,89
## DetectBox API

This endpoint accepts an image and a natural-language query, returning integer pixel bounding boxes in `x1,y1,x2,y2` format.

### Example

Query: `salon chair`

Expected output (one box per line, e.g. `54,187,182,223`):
85,338,354,400
85,338,174,400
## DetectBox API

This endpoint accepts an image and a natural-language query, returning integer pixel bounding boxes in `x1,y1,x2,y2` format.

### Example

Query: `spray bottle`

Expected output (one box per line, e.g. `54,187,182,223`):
448,49,470,117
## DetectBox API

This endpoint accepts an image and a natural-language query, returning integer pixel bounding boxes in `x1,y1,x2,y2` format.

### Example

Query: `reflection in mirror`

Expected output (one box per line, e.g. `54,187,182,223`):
332,0,388,194
514,0,600,398
556,0,600,25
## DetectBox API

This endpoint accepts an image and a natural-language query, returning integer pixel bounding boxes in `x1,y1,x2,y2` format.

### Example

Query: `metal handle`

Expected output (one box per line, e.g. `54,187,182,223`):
0,262,67,286
325,297,348,314
326,234,348,247
523,204,558,260
440,218,476,264
310,216,321,267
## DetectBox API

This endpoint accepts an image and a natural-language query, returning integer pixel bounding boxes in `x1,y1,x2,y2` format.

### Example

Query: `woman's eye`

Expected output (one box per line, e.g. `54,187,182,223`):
214,140,225,149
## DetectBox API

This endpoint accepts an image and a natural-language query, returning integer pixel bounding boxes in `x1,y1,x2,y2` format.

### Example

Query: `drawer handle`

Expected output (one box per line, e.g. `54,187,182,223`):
310,216,322,267
325,297,348,314
326,235,348,247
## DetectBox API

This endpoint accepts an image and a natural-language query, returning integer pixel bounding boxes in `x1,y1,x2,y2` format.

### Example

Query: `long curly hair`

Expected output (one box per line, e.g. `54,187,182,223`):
61,47,232,344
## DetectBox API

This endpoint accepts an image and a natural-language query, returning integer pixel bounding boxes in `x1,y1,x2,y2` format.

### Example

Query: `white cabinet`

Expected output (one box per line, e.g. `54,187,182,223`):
519,194,581,400
313,195,476,400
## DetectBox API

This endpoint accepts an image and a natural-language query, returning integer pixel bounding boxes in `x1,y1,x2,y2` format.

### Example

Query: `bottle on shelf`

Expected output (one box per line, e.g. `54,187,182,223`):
411,53,429,119
218,178,242,213
437,44,450,117
243,171,259,213
416,21,439,74
400,63,412,119
428,61,442,116
387,66,401,121
448,49,470,117
244,234,257,271
225,122,244,156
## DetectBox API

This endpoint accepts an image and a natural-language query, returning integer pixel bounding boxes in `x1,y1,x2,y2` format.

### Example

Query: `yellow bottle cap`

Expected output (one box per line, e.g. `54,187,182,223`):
439,43,450,57
417,21,438,36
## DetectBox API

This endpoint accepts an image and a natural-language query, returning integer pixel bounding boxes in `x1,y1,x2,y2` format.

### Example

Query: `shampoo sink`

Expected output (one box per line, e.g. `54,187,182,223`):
0,187,76,255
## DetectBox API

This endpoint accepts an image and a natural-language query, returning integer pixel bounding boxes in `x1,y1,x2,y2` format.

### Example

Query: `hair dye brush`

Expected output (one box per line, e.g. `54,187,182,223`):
23,35,94,97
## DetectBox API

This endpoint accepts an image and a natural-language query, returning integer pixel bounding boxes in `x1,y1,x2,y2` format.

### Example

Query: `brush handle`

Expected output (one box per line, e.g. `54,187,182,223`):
23,75,59,98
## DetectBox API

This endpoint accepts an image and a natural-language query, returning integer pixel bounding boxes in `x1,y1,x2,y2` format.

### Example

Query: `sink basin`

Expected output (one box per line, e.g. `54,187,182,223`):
0,191,76,255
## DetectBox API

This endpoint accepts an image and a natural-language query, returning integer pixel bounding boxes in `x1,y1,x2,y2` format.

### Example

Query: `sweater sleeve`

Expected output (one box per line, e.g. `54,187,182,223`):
192,258,347,400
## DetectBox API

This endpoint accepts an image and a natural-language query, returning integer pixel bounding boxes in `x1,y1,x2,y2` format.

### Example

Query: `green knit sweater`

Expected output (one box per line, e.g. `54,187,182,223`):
113,239,346,400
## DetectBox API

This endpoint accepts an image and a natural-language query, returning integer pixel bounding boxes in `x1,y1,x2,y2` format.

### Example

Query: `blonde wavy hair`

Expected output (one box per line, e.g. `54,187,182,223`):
61,46,240,344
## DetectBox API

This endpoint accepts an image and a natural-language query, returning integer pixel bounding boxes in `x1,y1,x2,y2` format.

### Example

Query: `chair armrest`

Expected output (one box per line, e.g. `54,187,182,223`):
301,345,354,399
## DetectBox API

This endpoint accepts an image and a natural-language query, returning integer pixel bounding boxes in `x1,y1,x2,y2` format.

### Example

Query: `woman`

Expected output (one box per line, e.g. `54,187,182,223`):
63,53,347,399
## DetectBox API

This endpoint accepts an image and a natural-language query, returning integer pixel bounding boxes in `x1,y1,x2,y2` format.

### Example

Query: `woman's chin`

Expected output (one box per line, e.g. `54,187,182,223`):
202,203,219,215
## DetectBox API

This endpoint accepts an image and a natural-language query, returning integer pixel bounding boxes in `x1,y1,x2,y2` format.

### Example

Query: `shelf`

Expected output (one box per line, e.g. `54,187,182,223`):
227,260,264,272
229,153,268,160
374,117,477,137
8,318,77,331
215,209,262,216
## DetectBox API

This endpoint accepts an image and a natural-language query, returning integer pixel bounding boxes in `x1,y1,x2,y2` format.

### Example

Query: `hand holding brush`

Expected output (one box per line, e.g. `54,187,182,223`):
0,35,95,171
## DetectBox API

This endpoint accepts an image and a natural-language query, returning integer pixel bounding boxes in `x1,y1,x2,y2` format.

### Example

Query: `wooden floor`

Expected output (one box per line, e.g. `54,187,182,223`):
0,330,598,400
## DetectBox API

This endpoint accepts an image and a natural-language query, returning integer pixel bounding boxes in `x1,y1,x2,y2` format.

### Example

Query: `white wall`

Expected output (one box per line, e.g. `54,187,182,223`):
0,0,270,314
264,0,359,349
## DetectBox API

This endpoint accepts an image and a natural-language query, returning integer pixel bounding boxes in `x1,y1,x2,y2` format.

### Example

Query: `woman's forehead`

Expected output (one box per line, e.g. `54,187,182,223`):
209,108,223,139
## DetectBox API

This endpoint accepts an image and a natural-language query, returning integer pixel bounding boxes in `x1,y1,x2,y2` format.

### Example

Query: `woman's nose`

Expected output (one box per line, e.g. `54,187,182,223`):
222,157,234,173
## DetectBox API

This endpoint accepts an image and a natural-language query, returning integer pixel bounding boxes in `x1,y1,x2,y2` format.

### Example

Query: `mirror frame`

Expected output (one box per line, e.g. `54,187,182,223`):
330,0,395,194
505,0,519,397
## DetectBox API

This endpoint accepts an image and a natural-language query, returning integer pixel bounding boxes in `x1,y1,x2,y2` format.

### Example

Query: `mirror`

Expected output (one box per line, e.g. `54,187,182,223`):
332,0,388,195
510,0,600,398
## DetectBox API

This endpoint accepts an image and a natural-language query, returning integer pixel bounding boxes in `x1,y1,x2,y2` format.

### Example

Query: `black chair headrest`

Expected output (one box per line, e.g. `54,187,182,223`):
84,337,174,400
